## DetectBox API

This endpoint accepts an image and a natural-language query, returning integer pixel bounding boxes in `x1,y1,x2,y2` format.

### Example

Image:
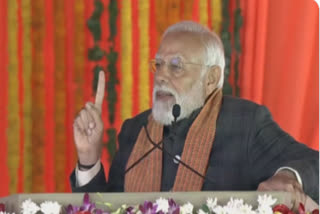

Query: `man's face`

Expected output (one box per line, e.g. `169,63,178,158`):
152,31,207,125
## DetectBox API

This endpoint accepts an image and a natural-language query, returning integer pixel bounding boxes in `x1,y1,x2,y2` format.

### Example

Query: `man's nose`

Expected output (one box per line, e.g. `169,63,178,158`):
154,65,171,84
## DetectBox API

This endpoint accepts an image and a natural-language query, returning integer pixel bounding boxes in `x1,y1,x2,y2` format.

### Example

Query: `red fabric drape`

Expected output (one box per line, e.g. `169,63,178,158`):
240,0,319,150
0,0,9,196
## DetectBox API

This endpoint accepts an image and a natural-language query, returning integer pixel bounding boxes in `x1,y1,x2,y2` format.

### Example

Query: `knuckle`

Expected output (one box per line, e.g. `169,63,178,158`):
75,117,81,123
75,111,81,119
91,109,101,118
90,105,98,113
80,109,86,116
85,103,92,110
285,183,295,192
258,182,266,190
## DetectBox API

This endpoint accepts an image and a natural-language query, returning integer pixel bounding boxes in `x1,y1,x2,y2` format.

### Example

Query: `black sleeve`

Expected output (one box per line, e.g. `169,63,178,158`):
70,119,135,192
249,105,319,201
70,163,109,192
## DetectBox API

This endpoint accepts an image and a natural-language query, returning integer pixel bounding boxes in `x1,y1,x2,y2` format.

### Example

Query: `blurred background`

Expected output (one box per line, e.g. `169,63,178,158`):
0,0,318,196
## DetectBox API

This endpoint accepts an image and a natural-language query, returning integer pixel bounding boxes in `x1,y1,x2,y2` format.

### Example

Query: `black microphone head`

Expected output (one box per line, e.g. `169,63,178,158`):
172,104,181,119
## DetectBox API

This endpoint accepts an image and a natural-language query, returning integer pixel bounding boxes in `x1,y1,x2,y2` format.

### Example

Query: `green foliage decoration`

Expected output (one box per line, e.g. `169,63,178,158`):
87,0,103,42
87,0,118,160
221,0,232,95
233,0,243,96
221,0,243,96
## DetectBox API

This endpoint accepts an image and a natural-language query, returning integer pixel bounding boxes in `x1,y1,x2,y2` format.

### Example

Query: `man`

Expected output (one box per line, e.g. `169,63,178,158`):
70,21,319,205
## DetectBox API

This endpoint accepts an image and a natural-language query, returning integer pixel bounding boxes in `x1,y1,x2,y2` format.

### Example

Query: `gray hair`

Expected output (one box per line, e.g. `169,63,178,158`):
162,21,225,89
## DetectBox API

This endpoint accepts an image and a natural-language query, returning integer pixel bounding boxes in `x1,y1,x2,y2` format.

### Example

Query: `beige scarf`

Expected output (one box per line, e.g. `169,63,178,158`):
125,89,222,191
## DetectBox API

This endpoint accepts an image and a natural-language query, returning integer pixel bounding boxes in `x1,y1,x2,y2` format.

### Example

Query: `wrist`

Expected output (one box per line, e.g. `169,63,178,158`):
275,167,303,188
276,169,300,186
77,152,100,167
277,169,295,177
78,160,97,171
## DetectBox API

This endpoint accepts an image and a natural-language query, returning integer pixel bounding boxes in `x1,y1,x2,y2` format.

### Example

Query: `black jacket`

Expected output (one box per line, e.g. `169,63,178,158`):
71,96,319,201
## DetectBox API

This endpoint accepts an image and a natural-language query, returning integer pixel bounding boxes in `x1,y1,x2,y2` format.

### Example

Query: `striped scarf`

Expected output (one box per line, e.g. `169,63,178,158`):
125,89,222,191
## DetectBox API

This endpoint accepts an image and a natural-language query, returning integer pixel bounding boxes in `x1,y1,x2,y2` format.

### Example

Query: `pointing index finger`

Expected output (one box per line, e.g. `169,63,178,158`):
95,71,105,112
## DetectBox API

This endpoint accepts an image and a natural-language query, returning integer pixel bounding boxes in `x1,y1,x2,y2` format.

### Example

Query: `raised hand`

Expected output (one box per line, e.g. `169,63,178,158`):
73,71,105,167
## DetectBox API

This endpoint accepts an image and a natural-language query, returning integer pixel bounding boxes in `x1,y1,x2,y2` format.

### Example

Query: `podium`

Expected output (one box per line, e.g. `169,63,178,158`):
0,191,293,213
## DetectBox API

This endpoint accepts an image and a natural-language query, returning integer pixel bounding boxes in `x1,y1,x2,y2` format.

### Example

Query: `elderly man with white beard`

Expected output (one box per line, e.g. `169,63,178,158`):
70,21,319,206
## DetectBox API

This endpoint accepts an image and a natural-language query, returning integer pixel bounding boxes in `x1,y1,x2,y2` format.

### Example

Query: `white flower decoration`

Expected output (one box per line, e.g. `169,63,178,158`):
255,195,277,214
40,201,61,214
239,204,255,214
212,205,228,214
197,209,208,214
21,199,40,214
223,197,245,214
227,197,244,209
256,205,273,214
156,198,169,213
206,198,217,212
211,198,259,214
180,202,193,214
257,195,277,207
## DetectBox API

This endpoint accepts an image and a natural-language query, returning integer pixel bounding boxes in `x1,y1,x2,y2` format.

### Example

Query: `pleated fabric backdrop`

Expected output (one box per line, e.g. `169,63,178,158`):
239,0,319,152
0,0,318,197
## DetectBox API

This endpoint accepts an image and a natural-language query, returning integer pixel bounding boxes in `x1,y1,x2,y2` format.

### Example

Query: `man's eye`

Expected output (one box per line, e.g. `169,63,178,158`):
155,62,162,69
169,64,182,72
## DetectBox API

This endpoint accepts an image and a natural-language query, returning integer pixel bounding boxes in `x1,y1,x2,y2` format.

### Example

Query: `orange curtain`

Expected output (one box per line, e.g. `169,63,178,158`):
239,0,319,150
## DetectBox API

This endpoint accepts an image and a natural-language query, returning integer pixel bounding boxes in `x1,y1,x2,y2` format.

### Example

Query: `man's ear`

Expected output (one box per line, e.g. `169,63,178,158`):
205,65,221,97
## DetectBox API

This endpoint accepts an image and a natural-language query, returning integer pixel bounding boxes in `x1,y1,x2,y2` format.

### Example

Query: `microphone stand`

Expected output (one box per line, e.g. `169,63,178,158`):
143,125,215,184
124,140,163,174
124,104,180,174
125,104,214,185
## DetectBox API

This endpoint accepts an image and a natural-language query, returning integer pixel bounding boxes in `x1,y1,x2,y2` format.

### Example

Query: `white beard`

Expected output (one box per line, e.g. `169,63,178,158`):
152,79,205,125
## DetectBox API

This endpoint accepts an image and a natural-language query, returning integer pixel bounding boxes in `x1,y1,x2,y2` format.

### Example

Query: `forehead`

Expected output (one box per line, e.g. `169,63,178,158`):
157,31,206,61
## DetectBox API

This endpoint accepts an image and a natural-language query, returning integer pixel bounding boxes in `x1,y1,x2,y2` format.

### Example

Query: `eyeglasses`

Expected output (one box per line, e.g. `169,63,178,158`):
149,58,210,77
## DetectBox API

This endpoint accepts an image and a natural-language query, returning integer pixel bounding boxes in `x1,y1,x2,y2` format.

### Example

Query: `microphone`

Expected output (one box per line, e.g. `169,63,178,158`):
124,105,179,174
172,104,181,122
170,104,180,136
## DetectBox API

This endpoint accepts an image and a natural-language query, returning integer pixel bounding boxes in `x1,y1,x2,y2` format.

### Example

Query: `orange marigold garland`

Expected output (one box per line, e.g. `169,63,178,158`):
31,0,46,192
53,0,67,192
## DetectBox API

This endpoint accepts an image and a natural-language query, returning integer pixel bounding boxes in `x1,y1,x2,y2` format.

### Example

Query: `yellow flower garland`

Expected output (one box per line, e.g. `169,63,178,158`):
8,0,20,194
121,0,133,120
211,0,222,34
199,0,209,26
21,0,32,193
138,0,150,112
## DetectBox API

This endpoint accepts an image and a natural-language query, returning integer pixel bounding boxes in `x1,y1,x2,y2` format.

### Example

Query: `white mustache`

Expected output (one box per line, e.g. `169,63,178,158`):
153,85,178,99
